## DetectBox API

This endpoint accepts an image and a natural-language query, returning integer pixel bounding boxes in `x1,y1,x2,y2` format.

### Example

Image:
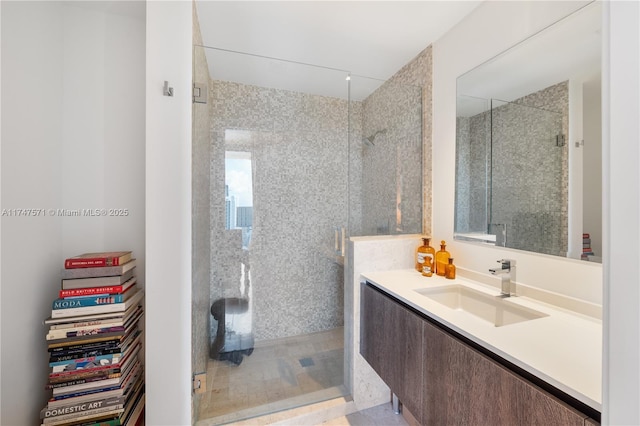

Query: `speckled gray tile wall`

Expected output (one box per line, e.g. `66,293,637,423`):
209,80,347,341
356,46,430,236
393,46,432,237
457,81,568,256
456,113,490,233
206,48,430,342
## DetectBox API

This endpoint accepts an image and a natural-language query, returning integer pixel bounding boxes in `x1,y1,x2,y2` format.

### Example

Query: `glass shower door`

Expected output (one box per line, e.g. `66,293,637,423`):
192,45,349,425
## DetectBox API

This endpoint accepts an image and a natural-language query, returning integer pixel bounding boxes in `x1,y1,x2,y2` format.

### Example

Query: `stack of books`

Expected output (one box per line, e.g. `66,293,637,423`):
41,251,145,426
581,233,595,260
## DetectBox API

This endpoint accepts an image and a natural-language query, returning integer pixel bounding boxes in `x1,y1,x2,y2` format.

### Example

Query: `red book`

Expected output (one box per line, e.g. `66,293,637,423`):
59,278,137,298
64,252,132,269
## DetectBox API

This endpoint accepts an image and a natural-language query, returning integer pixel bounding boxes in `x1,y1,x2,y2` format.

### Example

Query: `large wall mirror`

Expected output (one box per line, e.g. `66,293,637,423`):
454,1,601,262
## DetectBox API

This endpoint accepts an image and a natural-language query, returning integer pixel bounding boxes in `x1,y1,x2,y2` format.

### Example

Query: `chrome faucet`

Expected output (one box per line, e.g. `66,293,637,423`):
489,259,516,297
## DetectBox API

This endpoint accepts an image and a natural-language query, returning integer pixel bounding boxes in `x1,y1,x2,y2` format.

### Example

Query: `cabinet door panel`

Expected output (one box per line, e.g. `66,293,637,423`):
423,321,586,426
360,283,393,381
361,284,423,422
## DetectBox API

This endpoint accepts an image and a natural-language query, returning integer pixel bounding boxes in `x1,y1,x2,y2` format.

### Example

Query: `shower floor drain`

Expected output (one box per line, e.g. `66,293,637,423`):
299,357,314,367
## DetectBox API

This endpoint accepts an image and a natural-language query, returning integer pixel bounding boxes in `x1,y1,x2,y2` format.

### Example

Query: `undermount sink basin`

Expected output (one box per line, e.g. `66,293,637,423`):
414,285,548,327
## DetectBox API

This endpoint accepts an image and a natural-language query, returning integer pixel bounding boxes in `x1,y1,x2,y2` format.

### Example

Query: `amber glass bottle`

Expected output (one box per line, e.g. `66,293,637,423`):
415,238,435,276
415,238,427,272
445,258,456,279
435,240,450,276
416,238,436,277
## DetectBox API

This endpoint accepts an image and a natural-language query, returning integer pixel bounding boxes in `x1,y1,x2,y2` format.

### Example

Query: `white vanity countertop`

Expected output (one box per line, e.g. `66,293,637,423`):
362,269,602,412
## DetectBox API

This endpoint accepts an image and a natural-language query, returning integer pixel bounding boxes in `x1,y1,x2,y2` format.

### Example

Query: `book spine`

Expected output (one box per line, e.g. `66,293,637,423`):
49,362,121,379
65,258,109,269
50,290,142,319
47,326,126,341
49,347,122,363
53,295,126,310
52,377,121,396
41,396,125,419
61,273,135,291
49,338,120,353
48,368,122,384
49,320,124,333
49,319,124,331
60,285,126,298
42,406,124,425
60,260,136,280
46,373,121,389
49,384,123,401
51,304,128,319
81,418,122,426
49,353,122,368
65,255,127,269
47,332,125,347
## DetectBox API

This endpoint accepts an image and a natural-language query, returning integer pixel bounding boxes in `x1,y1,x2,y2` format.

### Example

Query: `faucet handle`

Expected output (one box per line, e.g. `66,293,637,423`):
497,259,515,269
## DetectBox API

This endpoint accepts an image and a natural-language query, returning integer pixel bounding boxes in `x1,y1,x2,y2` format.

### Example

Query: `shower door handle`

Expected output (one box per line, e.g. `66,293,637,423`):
335,228,340,254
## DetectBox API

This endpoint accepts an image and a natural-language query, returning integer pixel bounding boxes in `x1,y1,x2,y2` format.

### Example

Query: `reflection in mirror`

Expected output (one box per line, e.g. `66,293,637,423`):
454,1,601,262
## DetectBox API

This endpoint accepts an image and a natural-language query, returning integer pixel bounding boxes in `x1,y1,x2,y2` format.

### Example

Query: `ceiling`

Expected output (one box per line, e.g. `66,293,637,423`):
457,1,601,116
194,1,481,100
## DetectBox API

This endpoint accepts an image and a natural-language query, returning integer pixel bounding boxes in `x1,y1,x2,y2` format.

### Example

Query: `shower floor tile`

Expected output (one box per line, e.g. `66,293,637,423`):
197,327,345,425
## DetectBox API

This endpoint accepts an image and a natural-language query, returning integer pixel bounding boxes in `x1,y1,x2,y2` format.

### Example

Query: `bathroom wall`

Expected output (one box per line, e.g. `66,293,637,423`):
145,1,193,424
192,5,211,419
1,2,145,424
209,80,348,341
357,46,431,237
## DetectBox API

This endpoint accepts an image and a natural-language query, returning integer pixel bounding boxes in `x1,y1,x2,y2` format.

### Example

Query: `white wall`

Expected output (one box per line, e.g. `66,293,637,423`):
0,2,145,424
603,1,640,424
1,3,65,423
145,1,192,425
432,1,602,306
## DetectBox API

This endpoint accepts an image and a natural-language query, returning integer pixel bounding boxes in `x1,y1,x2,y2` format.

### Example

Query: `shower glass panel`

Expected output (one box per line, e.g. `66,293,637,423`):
454,95,491,240
490,99,565,255
193,46,349,425
348,75,423,237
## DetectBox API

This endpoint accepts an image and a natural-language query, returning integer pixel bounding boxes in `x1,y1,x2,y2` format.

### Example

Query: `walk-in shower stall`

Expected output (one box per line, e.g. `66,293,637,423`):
192,45,422,425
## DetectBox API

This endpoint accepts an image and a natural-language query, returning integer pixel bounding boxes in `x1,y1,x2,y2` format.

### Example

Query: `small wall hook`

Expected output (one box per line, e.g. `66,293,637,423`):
163,80,174,97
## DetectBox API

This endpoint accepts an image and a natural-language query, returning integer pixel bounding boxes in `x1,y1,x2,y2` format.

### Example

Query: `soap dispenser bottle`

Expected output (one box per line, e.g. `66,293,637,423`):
415,237,435,276
435,240,450,276
416,237,436,277
445,258,456,280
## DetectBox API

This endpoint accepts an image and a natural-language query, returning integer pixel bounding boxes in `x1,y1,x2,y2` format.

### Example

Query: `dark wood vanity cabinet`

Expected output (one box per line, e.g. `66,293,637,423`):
361,281,424,421
360,283,595,426
423,318,585,425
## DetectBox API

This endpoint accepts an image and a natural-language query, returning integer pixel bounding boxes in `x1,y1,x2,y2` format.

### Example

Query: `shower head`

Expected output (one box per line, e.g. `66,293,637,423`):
363,129,387,147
